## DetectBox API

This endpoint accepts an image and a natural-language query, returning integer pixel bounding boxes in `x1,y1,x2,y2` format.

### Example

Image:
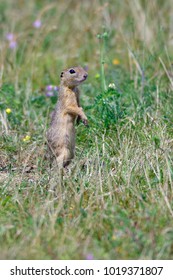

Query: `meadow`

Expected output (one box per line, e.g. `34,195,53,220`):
0,0,173,259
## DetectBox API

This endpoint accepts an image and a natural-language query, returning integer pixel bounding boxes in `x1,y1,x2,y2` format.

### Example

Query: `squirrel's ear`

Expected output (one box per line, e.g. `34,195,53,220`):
60,71,64,78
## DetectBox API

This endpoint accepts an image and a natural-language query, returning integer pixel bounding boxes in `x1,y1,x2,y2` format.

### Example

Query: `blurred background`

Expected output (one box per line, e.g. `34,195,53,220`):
1,0,173,88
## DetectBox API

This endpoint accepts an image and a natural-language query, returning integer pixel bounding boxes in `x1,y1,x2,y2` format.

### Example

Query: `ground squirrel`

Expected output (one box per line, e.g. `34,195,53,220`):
46,66,88,167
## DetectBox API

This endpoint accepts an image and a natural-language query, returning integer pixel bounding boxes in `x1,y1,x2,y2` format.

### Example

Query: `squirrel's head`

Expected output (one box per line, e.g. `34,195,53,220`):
60,66,88,87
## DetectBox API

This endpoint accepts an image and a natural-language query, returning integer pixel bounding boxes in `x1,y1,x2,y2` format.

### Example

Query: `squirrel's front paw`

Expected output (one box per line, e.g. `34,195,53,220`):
83,119,89,127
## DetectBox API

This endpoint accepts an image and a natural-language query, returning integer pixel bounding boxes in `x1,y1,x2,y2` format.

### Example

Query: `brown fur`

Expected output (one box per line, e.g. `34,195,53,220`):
46,66,88,167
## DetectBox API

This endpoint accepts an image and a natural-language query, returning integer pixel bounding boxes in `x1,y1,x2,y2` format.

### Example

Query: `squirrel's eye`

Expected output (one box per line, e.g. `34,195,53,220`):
69,69,76,74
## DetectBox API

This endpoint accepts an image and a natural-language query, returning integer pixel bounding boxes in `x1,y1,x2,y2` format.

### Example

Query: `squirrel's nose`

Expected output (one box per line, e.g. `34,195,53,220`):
83,74,88,79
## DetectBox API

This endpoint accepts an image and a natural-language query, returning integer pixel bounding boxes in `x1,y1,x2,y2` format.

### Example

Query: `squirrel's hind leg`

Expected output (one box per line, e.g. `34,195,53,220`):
55,148,73,168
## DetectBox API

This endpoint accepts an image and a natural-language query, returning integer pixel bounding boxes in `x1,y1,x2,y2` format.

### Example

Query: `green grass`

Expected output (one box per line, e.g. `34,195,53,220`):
0,0,173,260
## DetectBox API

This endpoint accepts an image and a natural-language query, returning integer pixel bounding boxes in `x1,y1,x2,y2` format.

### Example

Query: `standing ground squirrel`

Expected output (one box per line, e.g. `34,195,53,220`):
46,66,88,167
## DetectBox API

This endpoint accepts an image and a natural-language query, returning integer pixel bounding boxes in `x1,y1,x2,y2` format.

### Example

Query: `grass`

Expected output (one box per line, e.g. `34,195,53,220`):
0,0,173,259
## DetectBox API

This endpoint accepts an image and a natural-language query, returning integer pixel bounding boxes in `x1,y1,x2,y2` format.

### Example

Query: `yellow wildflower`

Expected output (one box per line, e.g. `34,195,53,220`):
23,135,31,142
112,58,120,65
6,108,12,114
95,73,100,79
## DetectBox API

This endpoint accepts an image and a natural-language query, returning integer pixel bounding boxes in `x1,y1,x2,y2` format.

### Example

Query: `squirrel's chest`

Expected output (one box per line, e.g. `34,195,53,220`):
62,89,78,106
